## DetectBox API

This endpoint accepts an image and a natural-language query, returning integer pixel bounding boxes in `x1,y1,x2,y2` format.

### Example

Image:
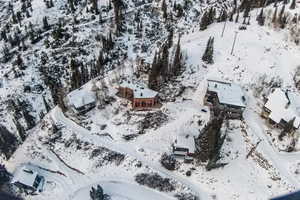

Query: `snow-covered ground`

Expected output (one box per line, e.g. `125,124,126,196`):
3,1,300,200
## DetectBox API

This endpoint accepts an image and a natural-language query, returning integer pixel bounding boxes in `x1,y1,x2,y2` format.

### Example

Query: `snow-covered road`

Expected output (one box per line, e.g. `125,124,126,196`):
244,101,300,189
51,107,212,200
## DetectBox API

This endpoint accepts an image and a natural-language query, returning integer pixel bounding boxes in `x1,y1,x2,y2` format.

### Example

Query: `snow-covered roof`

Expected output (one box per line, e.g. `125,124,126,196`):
68,87,96,109
265,88,300,129
174,134,196,154
120,81,158,99
207,79,246,108
11,166,39,188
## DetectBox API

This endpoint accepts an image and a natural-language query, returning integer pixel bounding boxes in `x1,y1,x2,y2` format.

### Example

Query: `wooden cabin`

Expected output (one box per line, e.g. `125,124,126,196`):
204,80,246,119
118,81,159,110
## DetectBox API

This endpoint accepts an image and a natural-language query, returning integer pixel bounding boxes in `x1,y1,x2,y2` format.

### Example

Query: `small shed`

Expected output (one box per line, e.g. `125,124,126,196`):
67,87,96,113
173,134,196,156
11,166,45,193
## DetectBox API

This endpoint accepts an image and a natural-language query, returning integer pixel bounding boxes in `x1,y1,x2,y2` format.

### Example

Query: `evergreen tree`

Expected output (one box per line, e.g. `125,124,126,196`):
49,0,54,8
2,44,10,62
235,10,240,23
68,0,75,12
279,5,285,22
15,54,25,70
290,0,296,9
112,0,125,35
90,185,104,200
161,0,167,19
70,58,81,90
202,37,214,64
256,9,265,26
242,0,251,18
1,29,7,42
172,36,182,76
272,6,278,24
208,7,216,25
91,0,99,14
43,95,51,113
218,9,227,22
167,28,173,48
229,11,234,22
13,118,26,141
200,11,209,30
43,16,50,30
0,164,10,185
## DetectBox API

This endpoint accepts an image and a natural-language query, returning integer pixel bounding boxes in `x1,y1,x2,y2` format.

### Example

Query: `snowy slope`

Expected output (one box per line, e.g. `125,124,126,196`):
3,0,300,200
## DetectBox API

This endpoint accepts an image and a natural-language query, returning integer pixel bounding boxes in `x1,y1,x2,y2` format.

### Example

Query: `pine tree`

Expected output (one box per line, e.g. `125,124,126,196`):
161,44,169,80
172,36,182,76
162,0,167,19
15,54,25,70
207,7,215,25
167,28,173,48
202,37,214,64
112,0,125,35
218,9,227,22
200,12,209,30
243,0,251,18
91,0,99,14
2,44,10,63
90,185,104,200
256,9,265,26
68,0,75,12
272,6,278,24
43,16,50,30
235,10,240,23
229,11,234,22
279,5,285,22
43,96,51,112
1,29,7,42
13,118,26,141
0,164,10,185
290,0,296,9
49,0,54,7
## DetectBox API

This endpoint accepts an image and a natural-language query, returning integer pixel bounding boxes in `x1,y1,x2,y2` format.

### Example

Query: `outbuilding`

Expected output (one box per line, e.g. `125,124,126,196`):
204,79,246,119
11,166,45,193
67,87,97,113
118,81,159,110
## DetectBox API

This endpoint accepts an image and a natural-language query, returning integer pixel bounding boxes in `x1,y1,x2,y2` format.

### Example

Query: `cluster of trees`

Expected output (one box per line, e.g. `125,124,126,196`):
112,0,125,35
148,36,184,90
90,185,110,200
196,114,227,171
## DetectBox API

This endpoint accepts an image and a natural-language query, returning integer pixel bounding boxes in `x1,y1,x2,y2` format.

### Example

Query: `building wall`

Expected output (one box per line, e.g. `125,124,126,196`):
133,96,158,109
205,90,244,119
119,87,134,100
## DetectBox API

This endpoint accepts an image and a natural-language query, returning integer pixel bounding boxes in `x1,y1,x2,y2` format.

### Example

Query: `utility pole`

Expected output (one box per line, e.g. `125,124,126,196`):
231,31,238,55
221,19,227,37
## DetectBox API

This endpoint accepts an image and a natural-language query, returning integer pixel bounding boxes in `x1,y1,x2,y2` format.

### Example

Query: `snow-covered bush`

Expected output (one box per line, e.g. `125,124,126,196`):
175,192,199,200
160,153,178,171
135,173,175,192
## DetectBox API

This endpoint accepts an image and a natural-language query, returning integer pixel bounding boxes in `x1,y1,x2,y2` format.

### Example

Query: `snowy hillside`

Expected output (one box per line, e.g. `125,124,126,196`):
1,0,300,200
